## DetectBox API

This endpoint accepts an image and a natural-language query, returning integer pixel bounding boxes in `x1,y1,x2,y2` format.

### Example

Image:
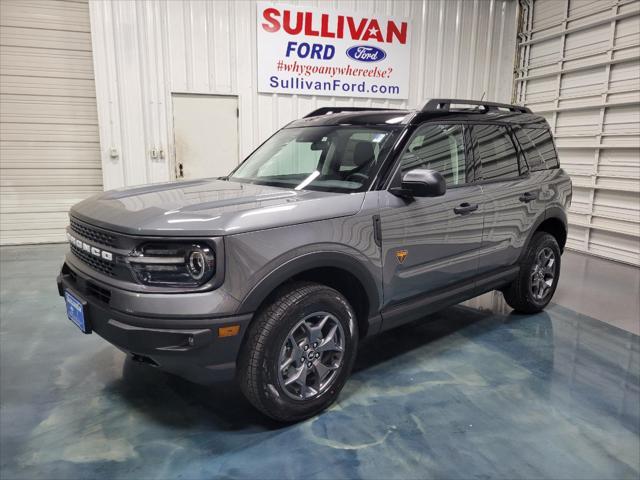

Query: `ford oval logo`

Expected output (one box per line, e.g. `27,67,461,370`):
346,45,387,62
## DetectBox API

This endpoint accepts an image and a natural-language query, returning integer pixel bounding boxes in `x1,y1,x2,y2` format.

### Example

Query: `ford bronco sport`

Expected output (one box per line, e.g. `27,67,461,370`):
58,99,572,422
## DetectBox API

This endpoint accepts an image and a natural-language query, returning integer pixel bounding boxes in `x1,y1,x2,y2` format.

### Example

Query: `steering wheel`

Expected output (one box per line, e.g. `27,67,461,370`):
345,172,369,184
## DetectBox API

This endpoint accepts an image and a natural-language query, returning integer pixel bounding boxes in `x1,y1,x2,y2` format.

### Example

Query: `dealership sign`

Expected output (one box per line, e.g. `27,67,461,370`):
256,2,411,99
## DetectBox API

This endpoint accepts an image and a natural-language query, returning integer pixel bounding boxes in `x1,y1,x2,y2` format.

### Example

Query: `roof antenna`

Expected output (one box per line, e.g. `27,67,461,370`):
472,92,486,111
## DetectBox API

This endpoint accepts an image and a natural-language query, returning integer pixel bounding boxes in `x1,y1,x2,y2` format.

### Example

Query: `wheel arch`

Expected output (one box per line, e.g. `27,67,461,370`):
236,252,381,338
521,207,568,260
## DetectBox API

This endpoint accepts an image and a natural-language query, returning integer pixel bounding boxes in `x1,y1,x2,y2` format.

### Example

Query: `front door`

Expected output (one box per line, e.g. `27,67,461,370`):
379,123,484,309
172,93,239,180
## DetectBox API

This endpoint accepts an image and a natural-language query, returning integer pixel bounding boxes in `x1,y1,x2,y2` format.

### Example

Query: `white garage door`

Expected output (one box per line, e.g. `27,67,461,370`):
515,0,640,265
0,0,102,245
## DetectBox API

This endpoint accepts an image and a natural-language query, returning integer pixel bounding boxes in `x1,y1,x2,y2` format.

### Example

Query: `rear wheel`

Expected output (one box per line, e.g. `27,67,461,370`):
503,232,561,314
237,282,358,422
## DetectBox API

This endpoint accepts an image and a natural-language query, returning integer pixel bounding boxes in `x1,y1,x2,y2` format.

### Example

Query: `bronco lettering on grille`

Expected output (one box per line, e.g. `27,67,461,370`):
67,233,113,261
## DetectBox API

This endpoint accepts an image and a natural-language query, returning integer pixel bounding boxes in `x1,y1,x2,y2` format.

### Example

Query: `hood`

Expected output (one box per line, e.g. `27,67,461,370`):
70,178,365,236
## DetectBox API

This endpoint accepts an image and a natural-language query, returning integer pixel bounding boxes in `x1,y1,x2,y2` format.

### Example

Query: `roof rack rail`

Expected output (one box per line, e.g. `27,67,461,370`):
421,99,531,114
304,107,404,118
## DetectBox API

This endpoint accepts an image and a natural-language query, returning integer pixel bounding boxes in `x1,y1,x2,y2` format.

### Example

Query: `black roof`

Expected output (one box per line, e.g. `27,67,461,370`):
286,99,548,129
287,110,413,128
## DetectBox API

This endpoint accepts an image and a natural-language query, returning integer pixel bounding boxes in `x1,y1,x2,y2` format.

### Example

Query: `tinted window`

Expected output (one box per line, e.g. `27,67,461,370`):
472,125,523,180
513,127,559,171
400,124,469,186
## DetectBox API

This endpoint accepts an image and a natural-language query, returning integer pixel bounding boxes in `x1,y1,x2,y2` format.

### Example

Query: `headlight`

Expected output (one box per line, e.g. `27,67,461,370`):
128,243,215,287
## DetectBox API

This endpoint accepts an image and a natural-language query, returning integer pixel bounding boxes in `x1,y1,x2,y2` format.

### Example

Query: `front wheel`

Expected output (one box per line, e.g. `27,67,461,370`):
237,282,358,422
503,232,561,314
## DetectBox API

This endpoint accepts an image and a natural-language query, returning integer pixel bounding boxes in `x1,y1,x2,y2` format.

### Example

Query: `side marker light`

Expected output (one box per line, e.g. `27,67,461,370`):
218,325,240,338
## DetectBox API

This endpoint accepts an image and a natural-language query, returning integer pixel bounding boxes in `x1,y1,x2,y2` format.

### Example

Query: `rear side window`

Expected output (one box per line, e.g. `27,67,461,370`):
513,127,559,171
399,124,469,187
471,125,525,181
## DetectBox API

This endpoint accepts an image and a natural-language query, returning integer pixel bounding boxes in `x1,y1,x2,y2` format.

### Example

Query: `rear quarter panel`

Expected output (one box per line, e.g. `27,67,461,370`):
545,168,573,213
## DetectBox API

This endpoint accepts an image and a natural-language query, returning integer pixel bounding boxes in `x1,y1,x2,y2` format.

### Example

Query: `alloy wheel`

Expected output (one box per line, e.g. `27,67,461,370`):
530,247,556,301
277,312,345,400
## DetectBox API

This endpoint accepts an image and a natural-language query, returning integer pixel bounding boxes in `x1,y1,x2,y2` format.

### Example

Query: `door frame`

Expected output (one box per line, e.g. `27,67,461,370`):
377,120,477,192
169,92,240,180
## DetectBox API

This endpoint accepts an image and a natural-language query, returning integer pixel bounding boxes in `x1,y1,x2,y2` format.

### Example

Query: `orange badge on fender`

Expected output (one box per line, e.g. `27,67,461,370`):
395,249,408,264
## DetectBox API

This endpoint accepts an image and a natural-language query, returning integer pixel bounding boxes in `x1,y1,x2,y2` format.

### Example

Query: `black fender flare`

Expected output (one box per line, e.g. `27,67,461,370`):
519,206,568,261
236,251,381,317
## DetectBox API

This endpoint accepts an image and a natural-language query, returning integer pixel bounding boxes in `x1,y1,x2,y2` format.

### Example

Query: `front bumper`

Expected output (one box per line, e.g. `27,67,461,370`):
57,263,252,385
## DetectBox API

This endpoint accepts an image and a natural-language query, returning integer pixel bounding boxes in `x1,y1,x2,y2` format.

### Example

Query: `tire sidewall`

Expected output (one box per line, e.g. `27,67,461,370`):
257,287,358,421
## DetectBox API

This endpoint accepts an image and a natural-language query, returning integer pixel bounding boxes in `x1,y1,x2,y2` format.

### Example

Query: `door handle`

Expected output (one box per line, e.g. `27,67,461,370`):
454,202,479,215
519,192,536,203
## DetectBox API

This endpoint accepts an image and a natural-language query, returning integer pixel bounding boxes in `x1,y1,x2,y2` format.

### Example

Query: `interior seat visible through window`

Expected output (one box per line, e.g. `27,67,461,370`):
347,141,375,178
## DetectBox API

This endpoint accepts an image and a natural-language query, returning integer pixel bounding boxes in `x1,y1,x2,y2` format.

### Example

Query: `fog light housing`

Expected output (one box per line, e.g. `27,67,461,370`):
128,243,215,287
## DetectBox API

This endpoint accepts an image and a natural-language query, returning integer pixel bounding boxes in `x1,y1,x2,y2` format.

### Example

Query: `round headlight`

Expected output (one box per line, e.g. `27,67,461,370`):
187,248,207,280
128,242,215,287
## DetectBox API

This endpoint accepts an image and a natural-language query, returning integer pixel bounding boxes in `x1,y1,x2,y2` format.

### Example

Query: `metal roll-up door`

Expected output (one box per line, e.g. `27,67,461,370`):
0,0,102,245
515,0,640,265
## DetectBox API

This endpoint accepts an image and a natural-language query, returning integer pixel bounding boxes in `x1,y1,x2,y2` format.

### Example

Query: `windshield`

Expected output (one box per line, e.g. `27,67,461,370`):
229,126,399,193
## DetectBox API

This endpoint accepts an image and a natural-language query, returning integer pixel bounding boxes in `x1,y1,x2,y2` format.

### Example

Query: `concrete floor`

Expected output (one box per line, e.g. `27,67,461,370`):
1,244,639,480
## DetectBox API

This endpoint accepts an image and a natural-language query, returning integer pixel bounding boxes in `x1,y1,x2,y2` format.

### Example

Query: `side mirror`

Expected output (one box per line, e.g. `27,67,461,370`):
391,168,446,198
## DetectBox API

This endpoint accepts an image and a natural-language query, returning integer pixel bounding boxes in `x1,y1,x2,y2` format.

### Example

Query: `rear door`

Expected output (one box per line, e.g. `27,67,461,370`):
471,124,545,274
379,123,484,307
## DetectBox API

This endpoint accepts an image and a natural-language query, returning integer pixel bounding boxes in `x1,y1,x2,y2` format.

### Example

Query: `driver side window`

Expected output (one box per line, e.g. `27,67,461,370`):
400,124,468,187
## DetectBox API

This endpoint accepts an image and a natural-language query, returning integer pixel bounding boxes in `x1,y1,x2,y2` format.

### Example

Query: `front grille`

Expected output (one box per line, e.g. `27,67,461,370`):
70,218,117,248
70,244,114,276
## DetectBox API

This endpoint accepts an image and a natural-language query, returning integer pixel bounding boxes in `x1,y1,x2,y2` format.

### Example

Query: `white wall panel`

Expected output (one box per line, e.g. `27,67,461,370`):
0,0,102,245
516,0,640,265
88,0,519,191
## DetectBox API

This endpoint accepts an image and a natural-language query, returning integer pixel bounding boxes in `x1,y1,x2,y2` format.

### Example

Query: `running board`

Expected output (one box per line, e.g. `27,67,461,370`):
380,266,519,332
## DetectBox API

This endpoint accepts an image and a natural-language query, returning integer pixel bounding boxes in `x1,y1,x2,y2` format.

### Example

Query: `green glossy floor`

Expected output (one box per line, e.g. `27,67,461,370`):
1,244,639,479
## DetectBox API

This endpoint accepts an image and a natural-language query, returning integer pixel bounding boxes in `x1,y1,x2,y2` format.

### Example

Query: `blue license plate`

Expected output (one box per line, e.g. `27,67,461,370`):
64,290,90,334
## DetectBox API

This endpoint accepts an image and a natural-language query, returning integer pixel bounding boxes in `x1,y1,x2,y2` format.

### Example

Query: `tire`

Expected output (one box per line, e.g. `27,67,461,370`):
237,282,358,422
503,232,561,314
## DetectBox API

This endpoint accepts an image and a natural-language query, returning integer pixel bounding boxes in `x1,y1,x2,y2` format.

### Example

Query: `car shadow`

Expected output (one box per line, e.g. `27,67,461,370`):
106,359,281,431
353,304,493,374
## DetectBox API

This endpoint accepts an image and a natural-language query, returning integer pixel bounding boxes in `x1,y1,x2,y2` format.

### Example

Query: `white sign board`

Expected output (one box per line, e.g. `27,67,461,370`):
256,2,411,99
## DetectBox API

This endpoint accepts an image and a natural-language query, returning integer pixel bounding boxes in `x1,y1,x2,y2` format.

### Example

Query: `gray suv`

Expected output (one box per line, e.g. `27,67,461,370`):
57,99,572,421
